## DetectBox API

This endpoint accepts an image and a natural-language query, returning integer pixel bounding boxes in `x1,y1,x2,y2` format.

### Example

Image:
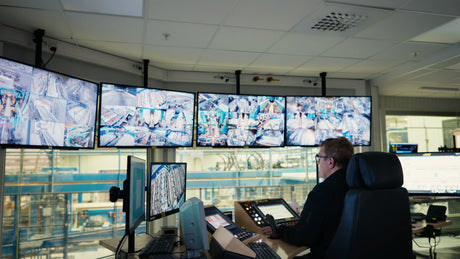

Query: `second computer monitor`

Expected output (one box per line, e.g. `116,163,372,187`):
147,162,187,221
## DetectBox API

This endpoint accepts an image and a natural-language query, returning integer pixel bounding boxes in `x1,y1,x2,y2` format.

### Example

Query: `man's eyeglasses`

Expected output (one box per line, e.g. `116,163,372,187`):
315,154,330,163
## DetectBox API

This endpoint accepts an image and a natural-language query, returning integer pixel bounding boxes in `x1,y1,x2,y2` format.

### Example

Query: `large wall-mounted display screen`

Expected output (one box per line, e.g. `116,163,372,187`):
286,96,371,146
197,93,285,147
99,83,195,147
0,57,98,149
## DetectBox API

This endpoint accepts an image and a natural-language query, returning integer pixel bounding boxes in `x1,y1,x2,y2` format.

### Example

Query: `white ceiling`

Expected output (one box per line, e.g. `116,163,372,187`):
0,0,459,98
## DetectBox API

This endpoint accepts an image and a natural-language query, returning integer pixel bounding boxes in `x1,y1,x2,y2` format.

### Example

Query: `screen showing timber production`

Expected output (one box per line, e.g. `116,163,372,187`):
99,83,195,147
147,163,187,221
286,96,371,146
0,57,98,148
398,152,460,195
197,93,285,147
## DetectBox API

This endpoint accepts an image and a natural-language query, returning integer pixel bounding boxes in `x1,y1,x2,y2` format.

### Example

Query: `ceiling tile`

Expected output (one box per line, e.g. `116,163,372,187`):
61,0,143,17
0,0,61,10
325,0,409,9
341,59,406,73
66,12,144,42
246,54,310,74
197,49,259,67
144,46,202,64
77,40,143,60
209,27,284,52
0,7,72,38
268,33,344,56
355,11,455,41
372,42,450,60
411,18,460,44
321,38,395,58
402,0,460,16
410,70,460,84
291,57,361,75
147,0,236,24
225,0,322,30
145,20,218,48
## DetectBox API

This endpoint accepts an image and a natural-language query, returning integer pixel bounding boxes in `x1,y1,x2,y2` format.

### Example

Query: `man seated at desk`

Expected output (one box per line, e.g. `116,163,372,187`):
262,137,354,258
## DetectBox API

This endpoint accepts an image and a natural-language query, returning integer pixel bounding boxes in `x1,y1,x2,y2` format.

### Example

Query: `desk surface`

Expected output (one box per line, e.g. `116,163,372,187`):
100,233,308,259
99,233,184,258
410,196,460,203
412,220,452,234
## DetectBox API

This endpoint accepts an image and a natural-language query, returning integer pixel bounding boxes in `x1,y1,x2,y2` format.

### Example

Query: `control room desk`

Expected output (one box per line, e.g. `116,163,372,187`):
99,233,185,258
412,220,452,234
100,233,308,259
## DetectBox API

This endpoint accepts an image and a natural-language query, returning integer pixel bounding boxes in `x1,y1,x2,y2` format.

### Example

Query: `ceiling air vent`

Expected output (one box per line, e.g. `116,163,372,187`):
311,12,367,32
291,3,391,36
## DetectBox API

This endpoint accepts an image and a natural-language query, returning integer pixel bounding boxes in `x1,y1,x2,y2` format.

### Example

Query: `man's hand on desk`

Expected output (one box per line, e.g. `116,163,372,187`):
261,226,273,235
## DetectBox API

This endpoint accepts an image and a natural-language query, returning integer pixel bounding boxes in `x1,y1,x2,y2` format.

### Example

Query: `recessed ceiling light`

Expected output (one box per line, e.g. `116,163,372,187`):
420,86,459,91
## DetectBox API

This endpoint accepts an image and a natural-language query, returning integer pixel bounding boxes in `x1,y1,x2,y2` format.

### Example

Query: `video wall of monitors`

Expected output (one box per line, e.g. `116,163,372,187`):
98,83,195,147
197,93,286,147
0,57,98,149
286,96,371,146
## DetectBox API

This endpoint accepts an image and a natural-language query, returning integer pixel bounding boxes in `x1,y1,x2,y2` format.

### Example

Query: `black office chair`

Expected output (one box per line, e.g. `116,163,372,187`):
326,152,413,259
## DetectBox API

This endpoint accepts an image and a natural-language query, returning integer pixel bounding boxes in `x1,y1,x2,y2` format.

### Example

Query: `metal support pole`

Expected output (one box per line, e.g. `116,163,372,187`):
33,29,45,68
143,59,149,88
320,72,327,97
235,70,241,94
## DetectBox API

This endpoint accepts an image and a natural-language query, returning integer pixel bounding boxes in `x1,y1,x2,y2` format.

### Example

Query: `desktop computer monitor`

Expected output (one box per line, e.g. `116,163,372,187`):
180,197,209,258
147,162,187,221
397,152,460,196
125,156,146,235
389,143,418,154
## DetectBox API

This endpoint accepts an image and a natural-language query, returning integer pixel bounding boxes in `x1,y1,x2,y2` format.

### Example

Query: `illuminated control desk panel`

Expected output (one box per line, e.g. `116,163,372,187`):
235,198,300,234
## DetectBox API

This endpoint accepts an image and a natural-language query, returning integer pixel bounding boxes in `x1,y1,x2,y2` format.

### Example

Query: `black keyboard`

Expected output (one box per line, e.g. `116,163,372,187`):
142,254,177,259
411,212,426,221
138,235,177,258
247,241,281,259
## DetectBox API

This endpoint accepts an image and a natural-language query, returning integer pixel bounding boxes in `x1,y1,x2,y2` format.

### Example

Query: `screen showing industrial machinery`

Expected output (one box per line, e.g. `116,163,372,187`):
197,92,285,147
235,198,300,231
99,83,195,147
285,96,371,146
147,163,187,221
205,205,257,242
125,156,146,235
398,152,460,196
0,57,98,148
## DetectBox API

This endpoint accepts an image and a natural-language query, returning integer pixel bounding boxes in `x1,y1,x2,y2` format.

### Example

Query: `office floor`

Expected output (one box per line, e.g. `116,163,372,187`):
413,234,460,259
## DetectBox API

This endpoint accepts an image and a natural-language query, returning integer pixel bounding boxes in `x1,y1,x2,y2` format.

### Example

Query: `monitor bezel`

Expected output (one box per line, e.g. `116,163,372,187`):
284,95,372,147
196,91,286,148
125,155,146,235
0,56,99,150
98,82,196,148
146,162,187,221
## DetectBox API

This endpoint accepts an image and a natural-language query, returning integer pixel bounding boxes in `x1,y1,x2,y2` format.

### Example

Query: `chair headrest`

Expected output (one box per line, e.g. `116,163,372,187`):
346,152,403,189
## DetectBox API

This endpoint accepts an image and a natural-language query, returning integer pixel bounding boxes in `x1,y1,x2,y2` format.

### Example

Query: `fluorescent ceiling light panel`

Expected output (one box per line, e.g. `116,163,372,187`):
411,17,460,44
61,0,143,17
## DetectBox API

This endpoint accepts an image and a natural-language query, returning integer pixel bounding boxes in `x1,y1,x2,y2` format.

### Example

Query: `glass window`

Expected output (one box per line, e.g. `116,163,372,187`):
386,115,460,152
2,149,146,258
